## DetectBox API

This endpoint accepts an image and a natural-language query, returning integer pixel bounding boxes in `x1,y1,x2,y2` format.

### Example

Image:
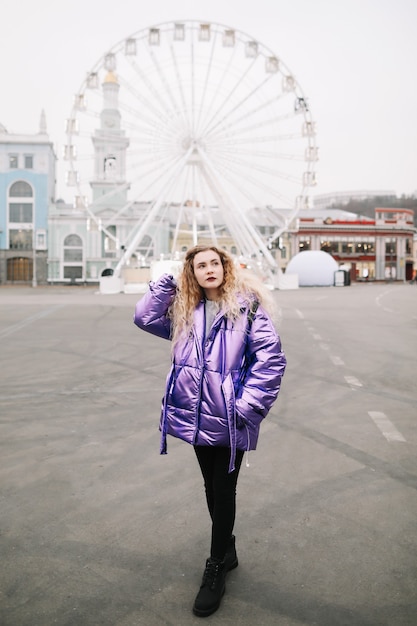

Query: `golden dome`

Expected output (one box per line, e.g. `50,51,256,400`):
103,71,119,85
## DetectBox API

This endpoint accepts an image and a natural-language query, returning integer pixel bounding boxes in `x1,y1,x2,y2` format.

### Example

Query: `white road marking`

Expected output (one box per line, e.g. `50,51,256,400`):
344,375,362,388
319,343,330,351
368,411,406,442
375,289,394,313
0,306,64,338
295,309,304,319
330,355,345,366
313,333,322,340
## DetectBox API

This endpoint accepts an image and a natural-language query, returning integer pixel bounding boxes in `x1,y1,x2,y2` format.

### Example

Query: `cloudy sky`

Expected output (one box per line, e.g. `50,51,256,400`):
1,0,416,200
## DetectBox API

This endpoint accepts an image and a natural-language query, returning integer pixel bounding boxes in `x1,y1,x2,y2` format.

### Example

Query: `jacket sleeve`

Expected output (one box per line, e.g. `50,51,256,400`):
133,273,177,340
235,306,286,429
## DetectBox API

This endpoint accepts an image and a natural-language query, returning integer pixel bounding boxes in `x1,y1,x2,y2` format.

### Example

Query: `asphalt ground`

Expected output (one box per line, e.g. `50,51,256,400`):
0,282,416,626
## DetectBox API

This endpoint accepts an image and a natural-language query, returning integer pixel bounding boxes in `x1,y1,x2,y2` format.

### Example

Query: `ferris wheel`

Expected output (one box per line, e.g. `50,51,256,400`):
64,20,317,275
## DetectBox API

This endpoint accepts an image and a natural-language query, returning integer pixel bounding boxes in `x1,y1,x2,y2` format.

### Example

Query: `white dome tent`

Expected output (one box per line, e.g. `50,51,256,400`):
285,250,338,286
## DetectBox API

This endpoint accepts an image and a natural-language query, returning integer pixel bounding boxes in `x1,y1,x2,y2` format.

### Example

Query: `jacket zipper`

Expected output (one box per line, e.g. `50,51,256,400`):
193,323,205,445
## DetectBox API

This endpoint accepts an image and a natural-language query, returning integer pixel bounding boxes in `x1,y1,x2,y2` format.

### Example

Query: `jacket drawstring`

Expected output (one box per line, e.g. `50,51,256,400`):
245,426,251,467
219,327,238,474
160,367,175,455
227,404,237,474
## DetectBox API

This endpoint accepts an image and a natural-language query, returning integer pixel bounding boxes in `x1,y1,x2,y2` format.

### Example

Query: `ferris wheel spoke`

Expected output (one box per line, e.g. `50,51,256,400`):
118,98,176,137
98,152,185,226
194,43,238,138
127,55,181,124
228,132,304,145
199,167,254,257
204,91,286,142
196,146,277,265
195,171,220,246
207,153,296,206
190,35,196,136
146,46,190,134
114,144,195,273
205,158,289,208
170,43,192,132
208,141,306,161
171,168,193,251
214,150,302,185
202,69,273,139
207,89,290,138
209,110,302,144
194,30,219,137
119,70,171,126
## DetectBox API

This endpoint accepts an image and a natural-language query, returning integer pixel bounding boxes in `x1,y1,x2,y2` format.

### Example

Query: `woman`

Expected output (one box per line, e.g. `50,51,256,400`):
134,245,286,617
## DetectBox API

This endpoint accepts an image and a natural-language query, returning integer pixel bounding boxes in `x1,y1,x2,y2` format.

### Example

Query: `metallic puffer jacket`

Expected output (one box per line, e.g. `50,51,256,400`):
134,273,286,471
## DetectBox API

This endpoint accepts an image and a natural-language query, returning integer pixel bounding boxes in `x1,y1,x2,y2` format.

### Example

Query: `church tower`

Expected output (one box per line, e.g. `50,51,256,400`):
90,71,130,208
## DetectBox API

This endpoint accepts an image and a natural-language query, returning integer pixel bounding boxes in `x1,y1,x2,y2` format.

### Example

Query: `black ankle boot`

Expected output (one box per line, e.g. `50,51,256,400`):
192,557,226,617
224,535,238,572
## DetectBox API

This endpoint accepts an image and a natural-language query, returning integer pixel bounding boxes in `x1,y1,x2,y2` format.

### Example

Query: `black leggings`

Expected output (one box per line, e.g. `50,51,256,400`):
194,446,244,561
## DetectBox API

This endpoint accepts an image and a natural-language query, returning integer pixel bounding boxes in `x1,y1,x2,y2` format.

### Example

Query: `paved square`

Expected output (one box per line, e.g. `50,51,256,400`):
1,283,416,625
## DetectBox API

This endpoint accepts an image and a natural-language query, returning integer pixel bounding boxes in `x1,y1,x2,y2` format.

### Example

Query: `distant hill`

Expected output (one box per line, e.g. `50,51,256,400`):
329,195,417,225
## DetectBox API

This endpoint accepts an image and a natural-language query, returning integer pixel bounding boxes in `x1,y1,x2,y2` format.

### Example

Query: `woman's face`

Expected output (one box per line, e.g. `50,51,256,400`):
193,249,224,300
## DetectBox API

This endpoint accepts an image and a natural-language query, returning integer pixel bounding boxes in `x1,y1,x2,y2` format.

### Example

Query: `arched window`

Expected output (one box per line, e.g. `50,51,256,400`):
63,234,83,281
10,181,33,197
104,156,117,180
64,234,83,261
102,225,117,257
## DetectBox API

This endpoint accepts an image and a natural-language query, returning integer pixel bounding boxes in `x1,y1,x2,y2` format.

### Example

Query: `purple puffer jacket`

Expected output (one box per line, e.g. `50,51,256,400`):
134,273,286,471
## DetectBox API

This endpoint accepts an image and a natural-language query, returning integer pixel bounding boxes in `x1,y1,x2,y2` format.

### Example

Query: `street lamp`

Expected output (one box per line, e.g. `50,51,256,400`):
32,227,37,288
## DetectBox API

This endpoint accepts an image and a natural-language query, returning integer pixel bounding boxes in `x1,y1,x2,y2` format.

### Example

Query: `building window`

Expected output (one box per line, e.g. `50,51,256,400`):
36,230,47,250
63,234,83,281
9,203,33,222
8,181,34,250
104,156,117,179
320,240,339,254
341,242,354,254
103,225,117,257
64,266,83,280
385,239,396,255
63,234,83,261
137,234,154,259
9,155,18,168
10,181,33,197
359,241,375,253
9,229,32,250
64,247,83,262
406,238,412,255
24,155,34,169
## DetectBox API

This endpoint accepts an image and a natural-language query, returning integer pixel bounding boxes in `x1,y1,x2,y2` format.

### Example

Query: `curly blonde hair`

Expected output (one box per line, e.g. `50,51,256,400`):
170,245,275,345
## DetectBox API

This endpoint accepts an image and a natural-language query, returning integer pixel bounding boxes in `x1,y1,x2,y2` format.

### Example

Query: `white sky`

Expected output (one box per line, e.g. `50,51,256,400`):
1,0,416,200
